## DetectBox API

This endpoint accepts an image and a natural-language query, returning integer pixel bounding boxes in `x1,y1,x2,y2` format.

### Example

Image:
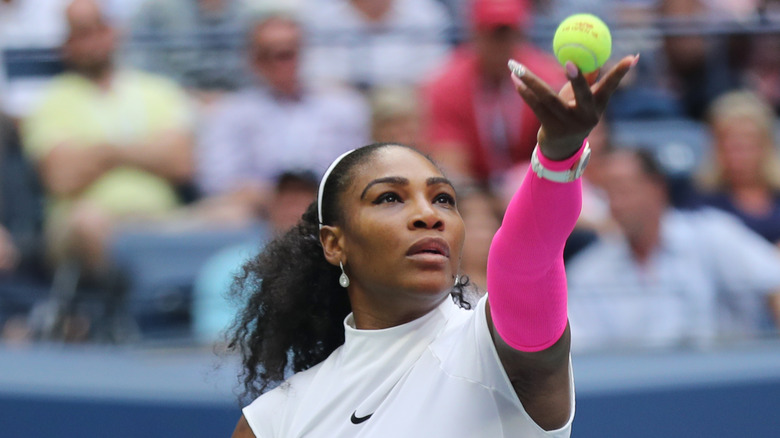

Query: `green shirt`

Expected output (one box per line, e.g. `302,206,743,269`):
22,70,192,222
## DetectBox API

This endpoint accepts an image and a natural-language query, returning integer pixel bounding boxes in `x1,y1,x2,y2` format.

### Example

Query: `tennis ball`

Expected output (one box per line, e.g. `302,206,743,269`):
552,13,612,74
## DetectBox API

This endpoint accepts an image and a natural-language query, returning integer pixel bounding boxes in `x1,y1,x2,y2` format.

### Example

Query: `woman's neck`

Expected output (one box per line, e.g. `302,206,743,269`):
349,290,448,330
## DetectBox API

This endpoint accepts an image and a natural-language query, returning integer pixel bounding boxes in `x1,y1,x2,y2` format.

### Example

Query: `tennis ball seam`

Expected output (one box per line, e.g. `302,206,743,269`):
555,43,598,68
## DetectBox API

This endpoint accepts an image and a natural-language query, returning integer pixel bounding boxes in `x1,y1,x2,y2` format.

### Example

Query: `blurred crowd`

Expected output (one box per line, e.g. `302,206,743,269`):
1,0,780,352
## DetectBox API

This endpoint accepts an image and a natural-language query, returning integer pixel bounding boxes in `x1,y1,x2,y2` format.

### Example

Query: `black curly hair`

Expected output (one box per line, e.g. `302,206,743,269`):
227,143,473,402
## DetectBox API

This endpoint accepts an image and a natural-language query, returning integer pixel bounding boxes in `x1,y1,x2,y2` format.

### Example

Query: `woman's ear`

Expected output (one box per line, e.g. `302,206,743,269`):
320,225,345,267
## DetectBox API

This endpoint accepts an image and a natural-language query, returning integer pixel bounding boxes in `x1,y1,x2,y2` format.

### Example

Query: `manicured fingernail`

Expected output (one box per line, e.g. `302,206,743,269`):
631,54,640,67
510,73,526,90
565,61,579,80
507,59,526,78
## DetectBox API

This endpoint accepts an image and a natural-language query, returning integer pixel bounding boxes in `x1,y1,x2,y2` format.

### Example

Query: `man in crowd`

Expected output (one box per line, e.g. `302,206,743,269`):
566,148,780,352
195,7,369,225
22,0,194,279
300,0,451,90
423,0,564,185
191,170,320,343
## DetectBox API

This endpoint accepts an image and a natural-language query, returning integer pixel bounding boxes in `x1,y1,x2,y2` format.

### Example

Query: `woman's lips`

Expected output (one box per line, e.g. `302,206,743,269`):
406,237,450,262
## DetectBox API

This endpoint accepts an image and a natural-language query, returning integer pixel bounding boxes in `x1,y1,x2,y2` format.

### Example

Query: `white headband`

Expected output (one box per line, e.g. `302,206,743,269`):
317,149,356,230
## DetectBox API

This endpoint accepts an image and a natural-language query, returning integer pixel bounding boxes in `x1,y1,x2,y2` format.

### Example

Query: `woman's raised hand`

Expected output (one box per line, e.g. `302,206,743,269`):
508,55,638,160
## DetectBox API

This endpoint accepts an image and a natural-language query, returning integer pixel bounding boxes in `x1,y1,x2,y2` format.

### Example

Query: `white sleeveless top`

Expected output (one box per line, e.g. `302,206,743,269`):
243,295,574,437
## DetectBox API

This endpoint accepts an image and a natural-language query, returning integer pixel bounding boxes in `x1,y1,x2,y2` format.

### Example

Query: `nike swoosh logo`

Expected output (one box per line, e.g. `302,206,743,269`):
350,411,373,424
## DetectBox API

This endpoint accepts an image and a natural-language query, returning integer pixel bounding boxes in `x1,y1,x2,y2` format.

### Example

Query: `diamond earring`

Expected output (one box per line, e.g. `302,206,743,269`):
339,261,350,288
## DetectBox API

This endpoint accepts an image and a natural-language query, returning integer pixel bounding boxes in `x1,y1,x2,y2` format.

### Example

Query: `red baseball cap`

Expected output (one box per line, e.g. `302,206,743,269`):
471,0,531,30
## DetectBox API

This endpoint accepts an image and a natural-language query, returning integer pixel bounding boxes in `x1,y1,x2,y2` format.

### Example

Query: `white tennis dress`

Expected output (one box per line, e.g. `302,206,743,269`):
243,295,574,437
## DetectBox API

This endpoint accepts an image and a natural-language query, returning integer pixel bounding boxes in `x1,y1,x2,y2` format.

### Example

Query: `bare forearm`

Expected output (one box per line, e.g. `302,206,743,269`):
115,131,194,184
39,143,116,196
231,415,256,438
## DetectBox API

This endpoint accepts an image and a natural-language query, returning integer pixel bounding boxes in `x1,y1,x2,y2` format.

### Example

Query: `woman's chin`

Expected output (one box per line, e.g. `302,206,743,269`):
406,277,455,298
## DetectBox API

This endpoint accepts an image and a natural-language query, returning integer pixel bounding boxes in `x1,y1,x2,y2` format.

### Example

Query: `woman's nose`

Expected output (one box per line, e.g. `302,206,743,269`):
409,199,444,230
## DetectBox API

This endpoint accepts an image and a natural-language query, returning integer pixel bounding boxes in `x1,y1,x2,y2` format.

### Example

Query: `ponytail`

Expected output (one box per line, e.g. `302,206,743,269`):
228,202,350,401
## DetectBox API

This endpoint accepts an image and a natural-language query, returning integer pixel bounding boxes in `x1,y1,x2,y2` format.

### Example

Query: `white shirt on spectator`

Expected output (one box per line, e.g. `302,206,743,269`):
300,0,451,88
196,84,370,196
566,208,780,352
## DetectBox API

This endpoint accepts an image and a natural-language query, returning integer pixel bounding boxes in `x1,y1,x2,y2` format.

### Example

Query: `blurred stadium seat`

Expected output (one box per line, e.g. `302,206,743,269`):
1,47,65,116
109,224,268,338
2,47,64,79
2,339,780,438
612,118,711,176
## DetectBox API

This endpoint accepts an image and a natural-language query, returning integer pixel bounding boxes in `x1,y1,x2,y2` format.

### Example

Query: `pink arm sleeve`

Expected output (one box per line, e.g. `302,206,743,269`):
486,143,585,352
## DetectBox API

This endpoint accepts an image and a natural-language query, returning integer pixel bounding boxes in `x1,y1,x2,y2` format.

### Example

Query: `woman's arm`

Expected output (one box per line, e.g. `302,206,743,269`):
486,56,636,430
231,415,256,438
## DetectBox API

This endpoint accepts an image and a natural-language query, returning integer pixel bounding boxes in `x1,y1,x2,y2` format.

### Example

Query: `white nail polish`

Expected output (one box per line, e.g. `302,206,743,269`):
507,59,526,78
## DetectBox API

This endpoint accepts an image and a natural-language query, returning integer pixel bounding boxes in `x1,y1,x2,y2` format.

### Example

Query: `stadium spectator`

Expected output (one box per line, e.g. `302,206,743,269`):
195,7,369,226
21,0,195,278
191,170,319,343
300,0,452,90
694,90,780,245
422,0,565,185
566,148,780,352
126,0,251,103
659,0,742,119
739,32,780,114
369,86,424,147
265,170,320,236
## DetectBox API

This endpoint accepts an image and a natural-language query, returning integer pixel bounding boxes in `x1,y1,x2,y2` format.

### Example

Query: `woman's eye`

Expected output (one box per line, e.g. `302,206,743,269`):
435,193,456,206
374,192,402,204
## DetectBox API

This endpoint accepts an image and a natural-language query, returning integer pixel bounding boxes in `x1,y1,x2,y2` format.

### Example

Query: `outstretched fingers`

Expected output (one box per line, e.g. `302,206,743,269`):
508,59,569,123
508,55,638,148
593,54,639,110
565,61,597,122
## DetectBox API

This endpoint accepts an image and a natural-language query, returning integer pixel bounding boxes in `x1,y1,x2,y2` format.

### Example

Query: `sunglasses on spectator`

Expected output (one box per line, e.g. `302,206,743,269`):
254,47,299,63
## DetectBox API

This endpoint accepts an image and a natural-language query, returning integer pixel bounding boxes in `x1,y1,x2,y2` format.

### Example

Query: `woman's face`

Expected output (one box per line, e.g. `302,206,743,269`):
337,147,466,309
714,117,768,186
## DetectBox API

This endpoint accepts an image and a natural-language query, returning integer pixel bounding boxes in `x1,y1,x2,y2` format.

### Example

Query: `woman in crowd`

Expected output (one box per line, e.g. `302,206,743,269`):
696,90,780,246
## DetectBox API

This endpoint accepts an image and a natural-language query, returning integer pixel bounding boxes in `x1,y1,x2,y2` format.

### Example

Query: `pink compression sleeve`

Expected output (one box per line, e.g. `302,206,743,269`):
486,143,585,352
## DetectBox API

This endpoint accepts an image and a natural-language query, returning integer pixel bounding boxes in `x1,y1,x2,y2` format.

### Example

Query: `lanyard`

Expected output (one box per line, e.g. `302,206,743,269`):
474,79,523,173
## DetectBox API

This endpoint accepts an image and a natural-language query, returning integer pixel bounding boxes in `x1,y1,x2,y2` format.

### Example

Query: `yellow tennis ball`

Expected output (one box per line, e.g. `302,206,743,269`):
552,13,612,74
